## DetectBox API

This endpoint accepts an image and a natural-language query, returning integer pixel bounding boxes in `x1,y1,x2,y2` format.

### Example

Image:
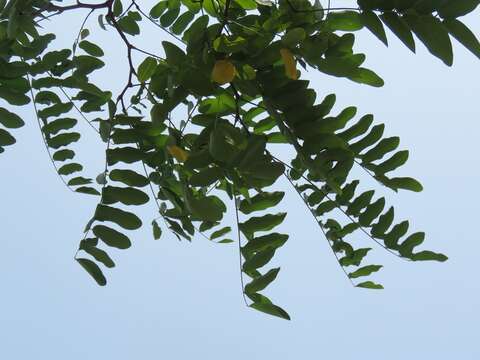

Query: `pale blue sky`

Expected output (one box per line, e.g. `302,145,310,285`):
1,3,479,359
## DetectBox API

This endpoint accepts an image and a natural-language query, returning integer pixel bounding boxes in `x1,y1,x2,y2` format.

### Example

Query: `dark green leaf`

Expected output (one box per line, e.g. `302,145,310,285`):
381,177,423,192
171,11,195,35
327,11,364,31
0,107,24,128
240,213,286,237
79,40,104,57
137,57,157,82
242,233,288,254
411,250,448,262
380,12,416,52
75,186,101,195
404,14,453,66
47,132,80,149
93,224,132,249
80,244,115,268
243,248,276,271
76,258,107,286
245,268,280,294
102,186,149,206
444,19,480,59
438,0,480,19
0,129,15,146
58,162,83,175
68,176,92,186
109,169,149,187
210,226,231,240
356,281,383,289
152,220,162,240
360,10,388,45
239,192,285,215
190,167,223,187
107,147,144,165
42,118,77,135
349,265,382,279
53,149,75,161
250,300,291,320
94,205,142,230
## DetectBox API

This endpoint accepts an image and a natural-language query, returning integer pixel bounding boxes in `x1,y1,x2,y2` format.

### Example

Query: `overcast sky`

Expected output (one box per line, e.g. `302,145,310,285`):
1,2,479,359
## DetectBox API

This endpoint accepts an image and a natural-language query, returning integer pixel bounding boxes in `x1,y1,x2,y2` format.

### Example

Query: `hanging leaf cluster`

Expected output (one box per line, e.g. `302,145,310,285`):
1,0,479,320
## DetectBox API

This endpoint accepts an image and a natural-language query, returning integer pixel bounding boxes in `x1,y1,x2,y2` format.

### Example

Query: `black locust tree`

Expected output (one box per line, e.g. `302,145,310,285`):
1,0,479,320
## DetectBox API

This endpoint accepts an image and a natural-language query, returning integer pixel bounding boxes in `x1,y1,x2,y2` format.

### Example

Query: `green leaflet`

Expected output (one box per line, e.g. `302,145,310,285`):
350,124,385,154
383,221,409,250
76,187,100,196
137,57,157,83
327,11,364,31
399,232,425,257
403,14,453,66
189,167,224,187
243,248,276,271
249,302,291,320
117,13,140,35
380,12,416,52
107,147,144,165
58,163,83,175
0,129,15,146
210,226,231,240
150,1,168,18
171,11,195,35
47,132,80,149
356,281,383,290
348,265,382,279
184,190,226,222
42,118,77,135
109,169,149,187
102,186,149,206
242,233,288,254
361,137,399,163
94,205,142,230
239,213,286,237
76,258,107,286
380,177,423,192
78,40,104,57
80,242,115,268
248,293,291,320
374,150,409,174
68,176,92,186
160,7,180,28
93,225,132,249
360,10,388,45
371,207,394,237
438,0,480,19
152,220,162,240
444,19,480,59
245,268,280,294
239,192,284,214
347,190,374,216
340,248,371,267
359,197,385,227
0,107,24,128
411,251,448,262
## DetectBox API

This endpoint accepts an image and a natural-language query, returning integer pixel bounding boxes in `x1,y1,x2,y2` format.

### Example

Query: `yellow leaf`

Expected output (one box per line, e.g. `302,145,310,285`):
280,48,298,80
211,59,236,85
167,145,189,162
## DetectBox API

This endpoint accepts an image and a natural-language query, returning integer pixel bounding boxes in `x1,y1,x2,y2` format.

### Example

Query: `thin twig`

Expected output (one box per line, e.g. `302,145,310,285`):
27,73,75,192
233,186,249,306
270,154,406,260
284,172,356,286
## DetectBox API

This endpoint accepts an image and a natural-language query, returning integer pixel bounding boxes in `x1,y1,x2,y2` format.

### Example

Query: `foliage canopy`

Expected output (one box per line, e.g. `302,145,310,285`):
1,0,479,320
